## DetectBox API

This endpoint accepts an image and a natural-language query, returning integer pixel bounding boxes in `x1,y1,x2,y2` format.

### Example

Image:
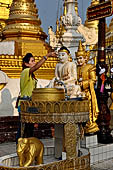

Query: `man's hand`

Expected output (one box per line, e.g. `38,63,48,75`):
46,52,57,58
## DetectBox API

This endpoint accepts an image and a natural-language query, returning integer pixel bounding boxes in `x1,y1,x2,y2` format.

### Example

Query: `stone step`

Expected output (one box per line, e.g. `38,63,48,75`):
81,134,113,164
88,143,113,164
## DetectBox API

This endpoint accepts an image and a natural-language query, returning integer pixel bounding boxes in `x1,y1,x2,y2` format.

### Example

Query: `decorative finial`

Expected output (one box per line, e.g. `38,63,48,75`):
76,41,90,62
63,0,67,16
75,40,85,57
75,0,78,15
56,17,59,38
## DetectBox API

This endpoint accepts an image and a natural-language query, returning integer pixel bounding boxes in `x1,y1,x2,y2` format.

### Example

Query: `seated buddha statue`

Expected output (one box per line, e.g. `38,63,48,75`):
76,40,99,134
54,46,83,98
47,46,82,98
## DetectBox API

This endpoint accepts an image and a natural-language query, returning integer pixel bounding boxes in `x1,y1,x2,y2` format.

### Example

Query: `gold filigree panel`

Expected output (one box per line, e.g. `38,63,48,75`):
64,123,77,159
21,100,89,114
0,153,90,170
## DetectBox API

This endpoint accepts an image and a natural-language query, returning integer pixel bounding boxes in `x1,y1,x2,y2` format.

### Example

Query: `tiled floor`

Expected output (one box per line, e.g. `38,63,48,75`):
91,159,113,170
0,140,113,170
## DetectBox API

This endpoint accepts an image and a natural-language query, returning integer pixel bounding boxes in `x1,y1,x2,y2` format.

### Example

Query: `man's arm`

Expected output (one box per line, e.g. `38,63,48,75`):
29,52,56,75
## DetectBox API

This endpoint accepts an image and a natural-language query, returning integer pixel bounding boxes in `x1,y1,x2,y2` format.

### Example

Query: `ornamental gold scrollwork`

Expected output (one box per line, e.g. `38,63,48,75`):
0,154,90,170
46,102,52,113
54,103,60,113
64,123,77,159
21,100,89,114
21,112,89,124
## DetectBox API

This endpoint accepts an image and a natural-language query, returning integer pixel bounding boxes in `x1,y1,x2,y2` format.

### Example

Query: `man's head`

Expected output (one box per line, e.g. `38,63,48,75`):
58,46,70,63
22,53,36,69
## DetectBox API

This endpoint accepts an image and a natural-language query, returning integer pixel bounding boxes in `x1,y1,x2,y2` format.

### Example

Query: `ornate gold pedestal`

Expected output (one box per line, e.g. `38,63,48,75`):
21,100,89,159
19,87,90,169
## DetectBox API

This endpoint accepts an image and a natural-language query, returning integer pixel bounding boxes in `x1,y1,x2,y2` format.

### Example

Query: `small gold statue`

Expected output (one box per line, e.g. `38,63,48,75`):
76,40,99,134
17,137,44,167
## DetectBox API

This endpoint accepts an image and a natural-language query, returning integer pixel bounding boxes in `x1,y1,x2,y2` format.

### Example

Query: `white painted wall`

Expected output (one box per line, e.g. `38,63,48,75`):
0,71,50,116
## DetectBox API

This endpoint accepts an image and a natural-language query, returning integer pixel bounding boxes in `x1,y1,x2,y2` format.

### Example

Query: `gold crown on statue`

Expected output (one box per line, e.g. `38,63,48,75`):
75,41,90,61
75,40,86,58
58,46,70,55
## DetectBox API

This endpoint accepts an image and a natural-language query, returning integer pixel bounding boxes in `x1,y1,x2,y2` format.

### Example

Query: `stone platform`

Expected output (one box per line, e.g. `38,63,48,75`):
81,134,113,165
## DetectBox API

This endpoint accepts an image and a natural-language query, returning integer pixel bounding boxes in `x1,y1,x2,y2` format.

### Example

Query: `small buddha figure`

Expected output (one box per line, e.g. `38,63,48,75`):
76,40,99,134
54,46,82,98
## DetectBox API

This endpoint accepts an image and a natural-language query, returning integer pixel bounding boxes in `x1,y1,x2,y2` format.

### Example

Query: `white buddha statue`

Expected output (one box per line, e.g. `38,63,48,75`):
47,46,82,98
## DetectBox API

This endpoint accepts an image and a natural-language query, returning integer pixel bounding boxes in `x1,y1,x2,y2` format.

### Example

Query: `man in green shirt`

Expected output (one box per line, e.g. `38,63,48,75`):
16,52,56,144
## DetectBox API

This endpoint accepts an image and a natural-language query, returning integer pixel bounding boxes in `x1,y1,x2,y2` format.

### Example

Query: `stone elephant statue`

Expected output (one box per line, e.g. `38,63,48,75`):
17,137,44,167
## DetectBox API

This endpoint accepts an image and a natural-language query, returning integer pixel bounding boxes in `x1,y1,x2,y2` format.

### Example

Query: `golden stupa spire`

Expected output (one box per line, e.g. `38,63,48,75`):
59,15,63,32
3,0,47,41
63,0,67,16
0,0,56,79
84,0,99,33
56,17,60,38
1,0,52,58
59,6,65,36
59,15,65,36
75,0,78,15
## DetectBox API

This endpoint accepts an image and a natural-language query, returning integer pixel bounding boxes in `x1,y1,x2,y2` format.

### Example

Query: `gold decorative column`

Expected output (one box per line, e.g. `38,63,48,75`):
64,123,77,159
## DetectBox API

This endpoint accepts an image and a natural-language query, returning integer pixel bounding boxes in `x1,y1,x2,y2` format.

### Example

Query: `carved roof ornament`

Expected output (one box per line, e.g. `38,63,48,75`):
2,0,47,40
77,24,98,46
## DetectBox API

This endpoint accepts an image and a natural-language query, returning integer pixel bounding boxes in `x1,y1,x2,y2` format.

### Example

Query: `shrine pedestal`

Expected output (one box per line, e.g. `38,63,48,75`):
18,99,90,169
21,100,89,160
